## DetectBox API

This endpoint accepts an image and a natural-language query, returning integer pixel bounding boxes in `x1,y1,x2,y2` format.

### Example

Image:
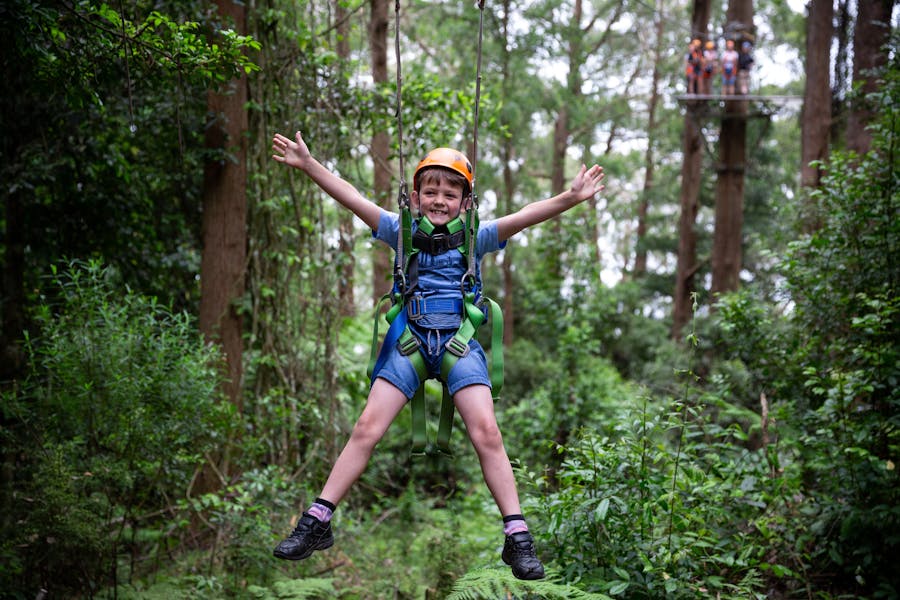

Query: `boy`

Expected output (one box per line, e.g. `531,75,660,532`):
270,130,604,580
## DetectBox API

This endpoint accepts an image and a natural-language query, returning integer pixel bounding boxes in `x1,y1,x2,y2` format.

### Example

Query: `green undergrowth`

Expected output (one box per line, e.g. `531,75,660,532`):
111,486,511,599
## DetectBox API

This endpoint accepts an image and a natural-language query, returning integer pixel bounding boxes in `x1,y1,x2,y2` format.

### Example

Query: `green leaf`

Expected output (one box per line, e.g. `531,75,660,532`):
608,581,630,595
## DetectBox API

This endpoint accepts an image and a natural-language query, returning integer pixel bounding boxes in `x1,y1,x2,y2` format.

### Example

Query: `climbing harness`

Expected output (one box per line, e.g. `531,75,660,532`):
367,0,502,458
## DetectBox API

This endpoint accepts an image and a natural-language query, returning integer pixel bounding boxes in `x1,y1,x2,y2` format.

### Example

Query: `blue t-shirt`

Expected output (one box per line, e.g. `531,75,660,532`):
373,209,506,328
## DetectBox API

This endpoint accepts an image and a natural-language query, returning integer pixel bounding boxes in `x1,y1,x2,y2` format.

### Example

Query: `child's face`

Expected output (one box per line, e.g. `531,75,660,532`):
412,178,466,226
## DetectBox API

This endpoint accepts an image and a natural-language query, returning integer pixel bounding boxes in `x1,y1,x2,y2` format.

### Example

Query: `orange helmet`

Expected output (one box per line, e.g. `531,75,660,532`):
413,148,473,191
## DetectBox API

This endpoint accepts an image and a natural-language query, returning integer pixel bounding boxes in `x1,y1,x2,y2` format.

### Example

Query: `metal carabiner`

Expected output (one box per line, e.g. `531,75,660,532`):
459,271,477,297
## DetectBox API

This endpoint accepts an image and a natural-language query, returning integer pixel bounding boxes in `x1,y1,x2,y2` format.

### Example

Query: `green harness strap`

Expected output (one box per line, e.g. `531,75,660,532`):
367,291,503,457
366,212,505,457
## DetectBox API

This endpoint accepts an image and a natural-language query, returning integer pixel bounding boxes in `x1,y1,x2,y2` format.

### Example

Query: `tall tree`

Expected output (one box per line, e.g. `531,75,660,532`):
2,2,247,379
846,0,893,155
831,0,852,143
634,0,666,277
336,0,356,315
200,0,248,416
545,0,584,286
370,0,391,305
672,0,711,337
710,100,747,295
711,0,753,297
546,0,625,287
500,0,517,345
800,0,833,199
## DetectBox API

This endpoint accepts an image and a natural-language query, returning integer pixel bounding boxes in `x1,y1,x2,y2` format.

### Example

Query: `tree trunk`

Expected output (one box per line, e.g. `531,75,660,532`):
501,139,516,347
634,0,665,278
710,0,753,298
500,0,515,345
198,0,248,493
551,108,570,201
846,0,892,155
1,188,25,380
336,0,356,316
547,104,570,283
711,100,747,296
200,0,248,416
831,0,852,144
672,0,710,338
370,0,392,305
690,0,711,38
672,107,703,338
546,0,585,286
800,0,832,195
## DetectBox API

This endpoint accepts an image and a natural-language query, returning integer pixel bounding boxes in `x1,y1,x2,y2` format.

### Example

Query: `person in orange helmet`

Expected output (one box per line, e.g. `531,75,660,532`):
270,130,604,580
721,38,739,95
701,39,718,95
685,38,703,94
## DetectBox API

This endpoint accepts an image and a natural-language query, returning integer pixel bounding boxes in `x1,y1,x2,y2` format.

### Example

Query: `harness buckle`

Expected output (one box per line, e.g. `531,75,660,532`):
406,296,423,320
460,271,477,296
398,333,421,356
430,232,448,253
445,336,470,358
395,274,407,296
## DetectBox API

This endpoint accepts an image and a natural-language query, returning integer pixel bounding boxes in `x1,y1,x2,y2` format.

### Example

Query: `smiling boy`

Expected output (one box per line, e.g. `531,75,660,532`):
270,131,604,580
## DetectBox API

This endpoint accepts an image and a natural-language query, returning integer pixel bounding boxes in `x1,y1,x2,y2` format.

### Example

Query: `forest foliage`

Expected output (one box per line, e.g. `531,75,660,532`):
1,1,898,599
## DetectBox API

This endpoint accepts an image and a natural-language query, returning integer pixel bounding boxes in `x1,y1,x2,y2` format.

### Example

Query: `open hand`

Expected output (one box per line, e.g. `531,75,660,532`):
569,164,605,203
272,131,312,170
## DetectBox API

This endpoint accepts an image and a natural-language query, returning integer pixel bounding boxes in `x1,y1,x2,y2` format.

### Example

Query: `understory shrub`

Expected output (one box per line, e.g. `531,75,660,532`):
515,301,803,599
524,394,799,598
0,261,231,598
714,43,900,598
501,332,636,472
780,98,900,599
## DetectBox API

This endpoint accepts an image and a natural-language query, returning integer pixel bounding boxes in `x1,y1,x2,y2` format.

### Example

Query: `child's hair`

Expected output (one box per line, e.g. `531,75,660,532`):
415,167,471,199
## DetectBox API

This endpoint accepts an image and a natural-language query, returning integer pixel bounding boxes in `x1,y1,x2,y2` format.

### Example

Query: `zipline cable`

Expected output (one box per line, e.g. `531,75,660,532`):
463,0,487,292
393,0,406,188
393,0,409,292
471,0,486,199
391,0,489,294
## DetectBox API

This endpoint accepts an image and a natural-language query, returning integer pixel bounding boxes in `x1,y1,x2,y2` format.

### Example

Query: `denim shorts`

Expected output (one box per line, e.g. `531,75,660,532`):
373,325,492,399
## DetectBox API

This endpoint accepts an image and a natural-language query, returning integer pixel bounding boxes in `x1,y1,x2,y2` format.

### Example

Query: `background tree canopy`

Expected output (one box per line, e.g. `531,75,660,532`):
1,0,897,598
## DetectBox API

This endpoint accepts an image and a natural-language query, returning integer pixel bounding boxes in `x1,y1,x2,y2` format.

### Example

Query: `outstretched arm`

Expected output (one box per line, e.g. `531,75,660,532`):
495,164,604,241
272,131,382,230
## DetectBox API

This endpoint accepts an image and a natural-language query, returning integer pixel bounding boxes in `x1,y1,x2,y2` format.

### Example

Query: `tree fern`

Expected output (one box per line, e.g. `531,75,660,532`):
246,577,335,599
446,568,612,600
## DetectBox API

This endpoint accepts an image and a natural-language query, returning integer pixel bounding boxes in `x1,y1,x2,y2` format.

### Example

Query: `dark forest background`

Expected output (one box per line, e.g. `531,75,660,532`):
1,0,897,598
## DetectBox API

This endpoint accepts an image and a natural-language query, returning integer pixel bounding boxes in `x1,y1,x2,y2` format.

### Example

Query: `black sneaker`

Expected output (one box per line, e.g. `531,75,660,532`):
502,531,546,580
273,512,334,560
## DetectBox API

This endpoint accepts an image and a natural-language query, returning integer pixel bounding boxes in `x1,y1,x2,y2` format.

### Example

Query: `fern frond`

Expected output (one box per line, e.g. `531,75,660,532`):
445,567,612,600
247,577,335,599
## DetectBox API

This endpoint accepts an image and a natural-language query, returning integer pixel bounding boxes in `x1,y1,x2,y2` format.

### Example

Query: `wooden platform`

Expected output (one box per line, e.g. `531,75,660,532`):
675,94,803,102
674,94,803,120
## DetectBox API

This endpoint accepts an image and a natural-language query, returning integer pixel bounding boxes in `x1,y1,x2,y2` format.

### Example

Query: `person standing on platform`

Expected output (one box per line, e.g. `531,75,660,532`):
738,41,755,95
701,40,718,95
685,38,703,95
720,39,739,95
